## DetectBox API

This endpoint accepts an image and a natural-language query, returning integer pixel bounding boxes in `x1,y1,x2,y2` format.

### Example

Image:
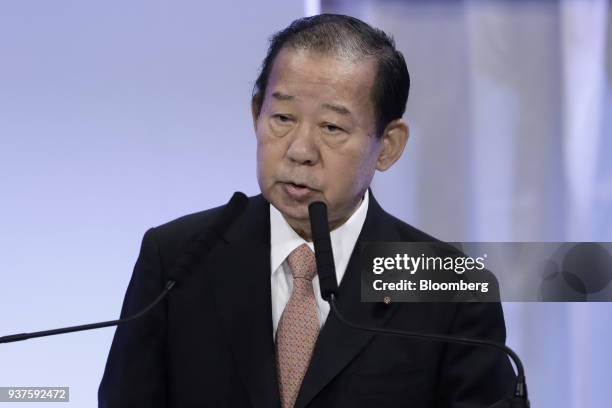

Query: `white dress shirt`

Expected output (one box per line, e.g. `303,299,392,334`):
270,190,369,338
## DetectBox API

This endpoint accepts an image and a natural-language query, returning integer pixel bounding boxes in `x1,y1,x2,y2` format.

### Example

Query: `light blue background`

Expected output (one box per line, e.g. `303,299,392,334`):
1,1,610,407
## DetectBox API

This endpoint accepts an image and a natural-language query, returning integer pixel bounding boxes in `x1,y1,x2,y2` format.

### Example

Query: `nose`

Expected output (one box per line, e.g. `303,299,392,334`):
286,123,319,166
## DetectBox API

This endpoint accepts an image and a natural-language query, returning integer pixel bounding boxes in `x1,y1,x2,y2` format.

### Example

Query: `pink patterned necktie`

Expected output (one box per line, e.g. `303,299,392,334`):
275,243,320,408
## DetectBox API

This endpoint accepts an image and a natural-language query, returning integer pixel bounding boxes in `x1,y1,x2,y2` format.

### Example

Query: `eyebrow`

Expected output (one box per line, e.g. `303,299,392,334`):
272,92,294,101
271,91,352,116
321,103,351,116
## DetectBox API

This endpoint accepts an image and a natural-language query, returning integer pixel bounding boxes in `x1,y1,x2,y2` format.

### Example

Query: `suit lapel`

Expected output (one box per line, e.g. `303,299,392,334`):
294,193,404,408
208,195,281,408
208,192,407,408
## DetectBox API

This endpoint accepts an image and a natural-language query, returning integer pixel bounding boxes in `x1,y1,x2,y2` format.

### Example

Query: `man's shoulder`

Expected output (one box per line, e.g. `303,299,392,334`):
154,203,226,238
147,194,261,257
375,204,469,260
375,204,441,244
383,210,475,259
391,215,440,242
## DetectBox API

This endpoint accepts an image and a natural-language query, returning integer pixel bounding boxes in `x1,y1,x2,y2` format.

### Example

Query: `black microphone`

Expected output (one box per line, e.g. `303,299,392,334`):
308,201,338,302
307,200,530,408
0,192,249,345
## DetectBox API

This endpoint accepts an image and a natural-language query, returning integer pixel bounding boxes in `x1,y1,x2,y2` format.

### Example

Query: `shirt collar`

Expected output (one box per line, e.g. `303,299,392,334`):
270,190,369,284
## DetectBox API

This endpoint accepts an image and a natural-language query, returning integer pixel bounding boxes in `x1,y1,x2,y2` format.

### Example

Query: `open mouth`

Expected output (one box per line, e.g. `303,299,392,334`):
289,182,309,189
283,182,314,200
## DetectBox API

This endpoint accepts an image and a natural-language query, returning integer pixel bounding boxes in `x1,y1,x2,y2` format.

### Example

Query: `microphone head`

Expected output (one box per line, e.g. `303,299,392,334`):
308,201,339,301
211,191,249,233
171,192,249,284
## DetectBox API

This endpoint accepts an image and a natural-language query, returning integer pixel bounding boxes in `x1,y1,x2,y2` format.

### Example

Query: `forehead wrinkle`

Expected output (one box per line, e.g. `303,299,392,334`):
268,48,375,127
321,102,351,116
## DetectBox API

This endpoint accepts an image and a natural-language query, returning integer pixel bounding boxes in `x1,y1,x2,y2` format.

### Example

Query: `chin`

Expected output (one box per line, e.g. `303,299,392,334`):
266,190,308,220
277,197,310,221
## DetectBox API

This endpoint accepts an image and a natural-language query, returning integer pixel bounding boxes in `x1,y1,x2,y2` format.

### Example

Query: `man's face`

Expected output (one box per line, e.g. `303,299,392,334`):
253,47,383,236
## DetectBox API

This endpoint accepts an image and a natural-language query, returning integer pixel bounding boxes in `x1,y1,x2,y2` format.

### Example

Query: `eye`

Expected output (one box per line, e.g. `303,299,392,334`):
322,123,345,134
273,114,294,124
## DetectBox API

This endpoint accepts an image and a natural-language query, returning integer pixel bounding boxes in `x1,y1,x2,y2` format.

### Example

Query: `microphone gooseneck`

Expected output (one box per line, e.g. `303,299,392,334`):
167,191,248,284
328,296,528,401
0,192,249,345
0,280,176,344
307,200,529,406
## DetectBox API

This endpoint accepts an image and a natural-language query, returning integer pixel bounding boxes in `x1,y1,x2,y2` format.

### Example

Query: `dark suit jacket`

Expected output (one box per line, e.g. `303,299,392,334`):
98,193,516,407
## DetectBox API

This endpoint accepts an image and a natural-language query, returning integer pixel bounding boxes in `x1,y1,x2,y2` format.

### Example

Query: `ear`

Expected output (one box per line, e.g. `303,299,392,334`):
251,95,260,132
376,119,409,171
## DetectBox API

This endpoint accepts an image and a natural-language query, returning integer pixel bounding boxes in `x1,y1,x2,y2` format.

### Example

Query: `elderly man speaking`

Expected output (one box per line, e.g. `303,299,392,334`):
99,14,515,408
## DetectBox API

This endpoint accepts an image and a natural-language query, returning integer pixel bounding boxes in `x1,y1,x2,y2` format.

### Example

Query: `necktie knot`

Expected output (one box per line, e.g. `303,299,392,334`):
287,243,317,281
